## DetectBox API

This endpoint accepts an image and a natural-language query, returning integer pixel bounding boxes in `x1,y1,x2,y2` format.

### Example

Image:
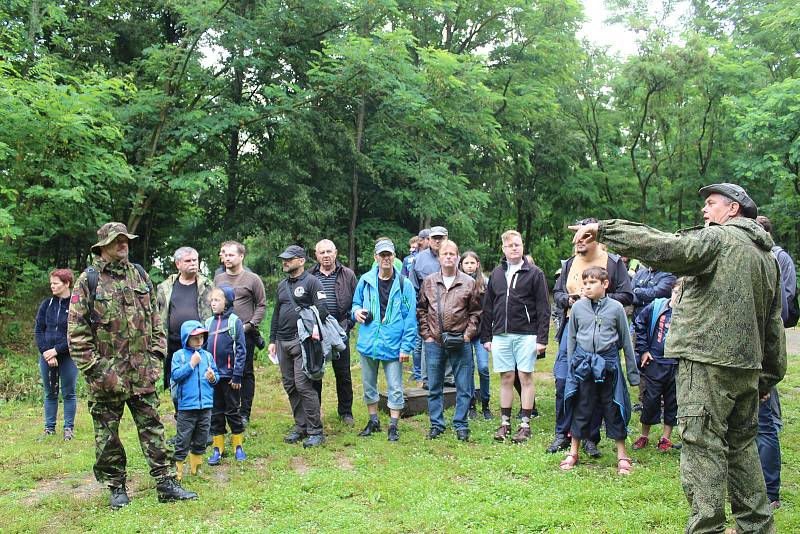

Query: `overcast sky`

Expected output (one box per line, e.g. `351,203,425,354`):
579,0,640,57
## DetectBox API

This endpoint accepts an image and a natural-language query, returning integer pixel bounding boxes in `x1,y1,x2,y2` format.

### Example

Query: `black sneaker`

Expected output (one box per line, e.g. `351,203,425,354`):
468,407,478,419
481,405,494,420
387,425,399,442
456,429,470,442
546,434,570,454
583,440,601,458
427,427,445,440
358,419,381,437
284,431,306,444
109,485,130,510
302,434,326,448
157,477,198,503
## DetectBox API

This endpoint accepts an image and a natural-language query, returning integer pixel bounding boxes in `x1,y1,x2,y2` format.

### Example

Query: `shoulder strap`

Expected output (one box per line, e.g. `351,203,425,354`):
85,267,99,327
228,313,238,339
283,280,302,311
133,263,153,292
435,282,445,335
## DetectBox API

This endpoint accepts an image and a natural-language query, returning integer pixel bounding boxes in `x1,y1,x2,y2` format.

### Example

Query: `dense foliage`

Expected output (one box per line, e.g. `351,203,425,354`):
2,0,798,309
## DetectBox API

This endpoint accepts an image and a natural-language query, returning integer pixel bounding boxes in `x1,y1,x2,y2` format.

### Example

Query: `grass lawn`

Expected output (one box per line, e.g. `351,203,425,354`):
2,331,799,533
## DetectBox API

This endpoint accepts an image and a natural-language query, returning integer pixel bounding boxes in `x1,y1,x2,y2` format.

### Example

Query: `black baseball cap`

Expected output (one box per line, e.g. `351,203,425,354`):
277,245,306,260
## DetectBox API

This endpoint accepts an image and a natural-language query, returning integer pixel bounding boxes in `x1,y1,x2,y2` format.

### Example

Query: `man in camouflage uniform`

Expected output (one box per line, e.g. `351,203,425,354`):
68,223,198,509
570,184,786,534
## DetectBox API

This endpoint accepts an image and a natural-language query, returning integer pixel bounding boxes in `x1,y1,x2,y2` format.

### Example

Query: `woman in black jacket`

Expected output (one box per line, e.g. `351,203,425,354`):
34,269,78,440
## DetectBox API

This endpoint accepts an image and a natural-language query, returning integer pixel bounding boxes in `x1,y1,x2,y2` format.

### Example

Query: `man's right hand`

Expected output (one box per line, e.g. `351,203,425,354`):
190,352,201,368
354,309,369,324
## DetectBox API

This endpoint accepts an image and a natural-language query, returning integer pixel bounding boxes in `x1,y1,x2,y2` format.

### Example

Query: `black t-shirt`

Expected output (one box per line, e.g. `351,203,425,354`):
270,271,330,342
378,274,394,321
168,280,200,342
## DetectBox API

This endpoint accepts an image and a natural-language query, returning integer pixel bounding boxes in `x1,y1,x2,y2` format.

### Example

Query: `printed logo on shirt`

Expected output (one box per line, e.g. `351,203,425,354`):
294,286,305,297
316,291,327,300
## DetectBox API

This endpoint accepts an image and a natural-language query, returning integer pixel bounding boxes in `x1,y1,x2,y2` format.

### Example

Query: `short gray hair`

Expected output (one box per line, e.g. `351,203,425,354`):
173,246,198,262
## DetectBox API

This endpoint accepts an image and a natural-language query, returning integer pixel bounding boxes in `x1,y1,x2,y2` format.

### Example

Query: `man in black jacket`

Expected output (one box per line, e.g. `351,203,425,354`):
309,239,357,425
548,218,634,456
268,245,330,448
481,230,549,443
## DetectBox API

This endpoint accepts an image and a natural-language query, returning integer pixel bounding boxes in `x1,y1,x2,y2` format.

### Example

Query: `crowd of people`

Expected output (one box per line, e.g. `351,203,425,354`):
32,183,795,533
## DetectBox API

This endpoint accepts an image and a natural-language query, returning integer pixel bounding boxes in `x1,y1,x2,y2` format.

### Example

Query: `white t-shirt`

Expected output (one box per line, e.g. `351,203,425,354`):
505,260,523,287
443,275,456,289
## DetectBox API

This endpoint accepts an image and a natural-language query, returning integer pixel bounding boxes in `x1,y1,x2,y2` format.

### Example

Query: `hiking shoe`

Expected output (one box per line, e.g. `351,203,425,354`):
512,425,531,443
303,434,326,448
284,431,306,444
109,485,130,510
632,436,649,450
657,437,674,452
468,407,478,419
387,425,399,442
156,477,198,503
546,434,570,454
63,428,74,441
341,414,355,426
427,427,445,440
583,440,601,458
494,423,512,441
358,419,381,437
456,429,470,442
43,428,56,436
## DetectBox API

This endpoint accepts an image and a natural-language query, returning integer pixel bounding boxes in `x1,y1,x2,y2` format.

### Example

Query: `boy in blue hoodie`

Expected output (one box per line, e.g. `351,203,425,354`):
205,286,247,464
171,320,218,479
631,278,680,452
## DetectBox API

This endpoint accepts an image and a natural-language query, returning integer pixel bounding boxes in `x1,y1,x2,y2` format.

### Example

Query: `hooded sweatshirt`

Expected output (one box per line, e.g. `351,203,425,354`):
598,217,786,393
171,320,218,410
35,295,71,357
204,286,246,383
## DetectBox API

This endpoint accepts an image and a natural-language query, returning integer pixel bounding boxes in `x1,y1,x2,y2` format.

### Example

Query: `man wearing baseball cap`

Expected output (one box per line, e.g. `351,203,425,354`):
268,245,330,448
68,222,197,509
569,183,786,533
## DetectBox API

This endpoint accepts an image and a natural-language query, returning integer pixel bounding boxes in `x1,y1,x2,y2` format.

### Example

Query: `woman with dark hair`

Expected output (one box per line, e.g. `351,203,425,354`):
460,251,493,419
34,269,78,440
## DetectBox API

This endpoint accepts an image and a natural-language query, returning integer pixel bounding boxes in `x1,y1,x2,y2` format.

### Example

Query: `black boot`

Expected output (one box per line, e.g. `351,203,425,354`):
109,485,130,510
481,400,494,420
157,477,198,503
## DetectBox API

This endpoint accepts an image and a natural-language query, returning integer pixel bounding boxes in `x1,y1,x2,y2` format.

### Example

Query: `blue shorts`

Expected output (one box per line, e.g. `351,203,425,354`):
491,334,537,373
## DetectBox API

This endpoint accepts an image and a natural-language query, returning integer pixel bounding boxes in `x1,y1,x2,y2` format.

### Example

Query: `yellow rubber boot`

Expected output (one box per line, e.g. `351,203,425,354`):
188,453,203,475
231,433,246,461
208,435,224,465
175,461,184,481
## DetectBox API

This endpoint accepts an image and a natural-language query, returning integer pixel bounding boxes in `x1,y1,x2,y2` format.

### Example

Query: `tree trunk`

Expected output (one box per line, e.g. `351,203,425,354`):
349,97,366,270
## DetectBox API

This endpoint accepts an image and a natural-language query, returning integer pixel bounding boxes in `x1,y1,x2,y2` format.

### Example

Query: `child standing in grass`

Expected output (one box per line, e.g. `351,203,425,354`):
560,266,639,474
205,286,247,464
632,279,680,452
171,320,218,480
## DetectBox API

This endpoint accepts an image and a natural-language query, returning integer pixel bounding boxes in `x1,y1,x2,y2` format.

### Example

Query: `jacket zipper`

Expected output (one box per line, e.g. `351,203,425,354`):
524,304,531,323
504,271,520,333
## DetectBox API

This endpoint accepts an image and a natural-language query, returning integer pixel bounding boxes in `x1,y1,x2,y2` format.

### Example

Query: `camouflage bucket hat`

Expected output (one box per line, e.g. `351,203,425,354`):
91,222,138,254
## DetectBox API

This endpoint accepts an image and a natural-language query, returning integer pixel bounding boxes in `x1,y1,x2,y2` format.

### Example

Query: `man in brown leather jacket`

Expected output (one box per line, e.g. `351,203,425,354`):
417,239,482,441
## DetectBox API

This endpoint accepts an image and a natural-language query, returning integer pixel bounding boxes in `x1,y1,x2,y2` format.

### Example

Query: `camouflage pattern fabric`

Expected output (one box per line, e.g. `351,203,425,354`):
68,257,167,401
155,273,215,333
90,393,173,487
678,361,774,534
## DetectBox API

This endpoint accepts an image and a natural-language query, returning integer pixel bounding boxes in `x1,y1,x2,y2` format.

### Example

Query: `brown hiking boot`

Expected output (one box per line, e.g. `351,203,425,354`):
512,424,531,443
494,422,512,441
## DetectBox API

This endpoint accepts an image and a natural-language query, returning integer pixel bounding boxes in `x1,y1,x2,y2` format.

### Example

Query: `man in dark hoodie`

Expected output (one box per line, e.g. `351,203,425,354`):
570,183,786,534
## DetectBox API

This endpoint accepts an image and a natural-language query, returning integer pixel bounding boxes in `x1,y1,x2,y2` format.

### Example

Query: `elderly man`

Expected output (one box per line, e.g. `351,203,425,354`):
68,223,196,509
570,183,786,534
156,247,214,392
308,239,357,425
214,240,266,426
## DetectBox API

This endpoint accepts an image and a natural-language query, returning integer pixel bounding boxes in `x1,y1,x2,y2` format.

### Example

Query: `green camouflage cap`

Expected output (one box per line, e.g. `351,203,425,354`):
698,183,758,219
91,222,138,254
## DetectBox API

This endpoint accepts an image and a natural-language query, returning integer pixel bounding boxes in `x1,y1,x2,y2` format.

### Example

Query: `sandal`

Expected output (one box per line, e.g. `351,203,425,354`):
617,457,633,475
559,453,579,471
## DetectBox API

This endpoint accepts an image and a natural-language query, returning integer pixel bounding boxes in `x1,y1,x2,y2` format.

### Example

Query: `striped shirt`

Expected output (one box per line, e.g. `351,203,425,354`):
314,270,339,317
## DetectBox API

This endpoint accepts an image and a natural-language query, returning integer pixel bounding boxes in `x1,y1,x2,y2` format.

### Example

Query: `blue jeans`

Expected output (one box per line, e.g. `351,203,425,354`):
360,356,404,410
425,341,473,431
412,335,423,381
757,388,782,502
39,355,78,430
470,340,490,403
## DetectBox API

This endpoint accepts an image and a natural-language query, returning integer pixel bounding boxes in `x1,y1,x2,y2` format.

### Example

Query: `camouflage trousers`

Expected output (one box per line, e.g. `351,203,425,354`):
88,392,174,488
677,360,774,534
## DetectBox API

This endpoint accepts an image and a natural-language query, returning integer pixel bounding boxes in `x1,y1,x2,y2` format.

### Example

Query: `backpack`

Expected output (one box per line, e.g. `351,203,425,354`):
84,263,152,327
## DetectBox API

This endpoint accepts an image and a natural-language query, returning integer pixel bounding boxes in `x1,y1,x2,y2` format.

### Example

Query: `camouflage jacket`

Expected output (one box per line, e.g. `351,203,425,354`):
67,258,167,401
155,273,214,334
598,218,786,392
